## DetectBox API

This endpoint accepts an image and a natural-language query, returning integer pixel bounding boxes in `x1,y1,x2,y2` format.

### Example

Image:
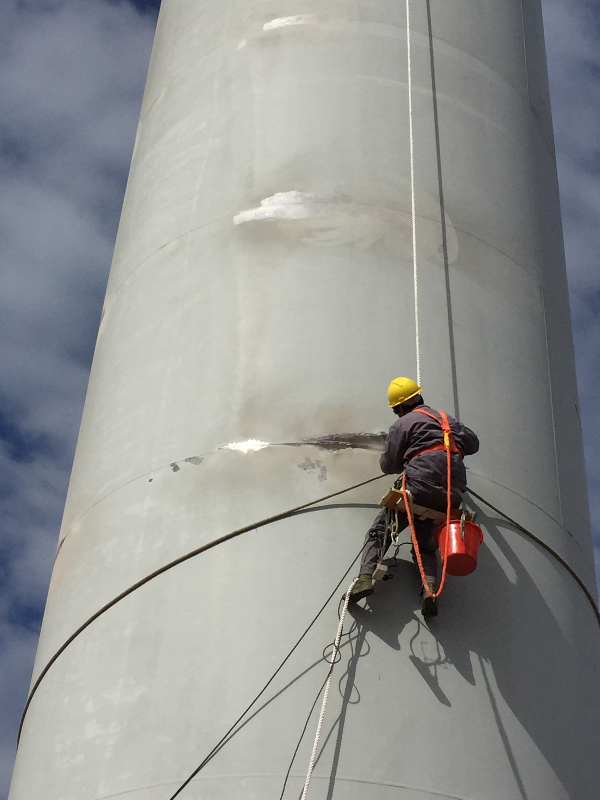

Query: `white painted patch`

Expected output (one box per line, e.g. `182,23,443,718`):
236,38,247,49
233,189,458,258
263,15,318,31
234,191,340,224
224,440,270,453
103,677,148,705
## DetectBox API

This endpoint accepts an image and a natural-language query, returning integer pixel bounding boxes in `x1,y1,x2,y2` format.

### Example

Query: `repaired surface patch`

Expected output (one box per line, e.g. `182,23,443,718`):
233,188,458,259
263,15,318,30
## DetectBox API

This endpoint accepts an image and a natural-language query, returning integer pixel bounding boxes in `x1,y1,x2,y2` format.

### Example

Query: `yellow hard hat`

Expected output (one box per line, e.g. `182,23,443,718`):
387,377,421,408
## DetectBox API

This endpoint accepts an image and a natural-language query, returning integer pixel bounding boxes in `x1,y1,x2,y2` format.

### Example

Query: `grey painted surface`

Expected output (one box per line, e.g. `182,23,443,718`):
9,1,600,799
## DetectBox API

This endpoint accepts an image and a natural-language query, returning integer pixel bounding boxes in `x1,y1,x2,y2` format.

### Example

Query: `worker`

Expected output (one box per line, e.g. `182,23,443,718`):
349,378,479,617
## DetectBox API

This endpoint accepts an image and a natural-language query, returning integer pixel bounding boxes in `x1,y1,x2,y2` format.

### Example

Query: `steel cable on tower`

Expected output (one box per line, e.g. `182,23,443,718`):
165,548,369,800
277,619,360,800
166,487,600,800
18,469,599,787
17,473,388,744
467,488,600,626
277,674,330,800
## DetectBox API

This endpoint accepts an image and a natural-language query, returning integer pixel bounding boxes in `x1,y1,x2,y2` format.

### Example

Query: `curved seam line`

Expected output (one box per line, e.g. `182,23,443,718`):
59,446,223,542
115,214,544,312
467,488,600,621
95,772,470,800
22,481,600,747
256,17,526,100
447,225,543,287
306,774,472,800
468,469,591,563
105,203,441,311
105,215,223,307
59,444,381,543
426,34,523,97
468,468,565,531
111,202,446,286
19,478,388,743
96,781,189,800
106,218,541,317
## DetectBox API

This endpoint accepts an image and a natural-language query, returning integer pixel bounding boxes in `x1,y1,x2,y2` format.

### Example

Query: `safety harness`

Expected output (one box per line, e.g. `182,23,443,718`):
403,408,455,600
407,407,462,460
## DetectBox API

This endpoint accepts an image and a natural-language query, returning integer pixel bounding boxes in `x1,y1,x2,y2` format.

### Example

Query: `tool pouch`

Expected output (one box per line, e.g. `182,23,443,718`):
379,488,404,510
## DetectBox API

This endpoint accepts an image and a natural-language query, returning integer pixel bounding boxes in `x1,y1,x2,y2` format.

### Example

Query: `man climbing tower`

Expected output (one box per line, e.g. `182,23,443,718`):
349,378,479,617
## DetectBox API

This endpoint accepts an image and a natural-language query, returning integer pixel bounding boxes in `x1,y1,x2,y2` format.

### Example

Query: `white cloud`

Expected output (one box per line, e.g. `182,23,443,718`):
545,0,600,293
544,0,600,564
0,1,156,796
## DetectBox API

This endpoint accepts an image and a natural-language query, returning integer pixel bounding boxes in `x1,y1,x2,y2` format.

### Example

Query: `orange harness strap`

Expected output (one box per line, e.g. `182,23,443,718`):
405,408,461,459
402,408,455,600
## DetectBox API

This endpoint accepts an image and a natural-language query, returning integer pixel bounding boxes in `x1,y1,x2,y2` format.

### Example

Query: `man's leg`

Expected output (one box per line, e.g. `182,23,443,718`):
412,518,438,584
411,518,439,617
348,510,387,602
359,510,387,575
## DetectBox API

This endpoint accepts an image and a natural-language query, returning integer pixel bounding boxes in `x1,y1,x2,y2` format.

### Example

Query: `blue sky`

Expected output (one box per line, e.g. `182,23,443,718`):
0,0,598,797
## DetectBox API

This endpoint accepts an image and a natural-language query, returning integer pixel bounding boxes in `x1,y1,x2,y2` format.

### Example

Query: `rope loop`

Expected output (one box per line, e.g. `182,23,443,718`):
322,643,343,665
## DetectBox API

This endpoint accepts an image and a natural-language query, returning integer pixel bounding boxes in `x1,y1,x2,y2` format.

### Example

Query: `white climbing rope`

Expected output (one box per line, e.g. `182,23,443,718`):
299,578,358,800
406,0,421,385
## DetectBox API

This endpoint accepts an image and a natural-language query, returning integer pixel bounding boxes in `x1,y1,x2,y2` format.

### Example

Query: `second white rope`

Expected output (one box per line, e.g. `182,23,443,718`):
299,578,358,800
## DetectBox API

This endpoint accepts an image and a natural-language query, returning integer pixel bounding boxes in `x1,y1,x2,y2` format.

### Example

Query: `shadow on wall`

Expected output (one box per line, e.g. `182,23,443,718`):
328,515,595,800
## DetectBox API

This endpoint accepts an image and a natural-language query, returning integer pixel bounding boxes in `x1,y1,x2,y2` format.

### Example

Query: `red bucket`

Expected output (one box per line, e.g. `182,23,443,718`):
435,520,484,576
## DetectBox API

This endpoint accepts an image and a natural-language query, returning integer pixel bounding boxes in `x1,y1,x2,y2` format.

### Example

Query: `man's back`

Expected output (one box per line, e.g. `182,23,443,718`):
380,405,479,507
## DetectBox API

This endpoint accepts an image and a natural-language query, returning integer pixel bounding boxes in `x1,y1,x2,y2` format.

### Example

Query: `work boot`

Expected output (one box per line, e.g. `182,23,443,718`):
420,581,438,618
346,574,374,604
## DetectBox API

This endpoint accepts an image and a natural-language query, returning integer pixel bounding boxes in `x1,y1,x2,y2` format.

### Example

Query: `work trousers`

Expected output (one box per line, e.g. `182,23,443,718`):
359,508,438,584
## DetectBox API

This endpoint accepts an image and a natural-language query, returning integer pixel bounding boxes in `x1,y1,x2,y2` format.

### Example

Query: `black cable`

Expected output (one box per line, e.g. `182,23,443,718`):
277,675,330,800
166,542,369,800
18,473,387,744
169,486,600,800
278,626,363,800
467,488,600,627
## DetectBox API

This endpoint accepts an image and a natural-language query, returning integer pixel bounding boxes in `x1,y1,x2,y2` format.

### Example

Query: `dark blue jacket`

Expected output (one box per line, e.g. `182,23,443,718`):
380,405,479,509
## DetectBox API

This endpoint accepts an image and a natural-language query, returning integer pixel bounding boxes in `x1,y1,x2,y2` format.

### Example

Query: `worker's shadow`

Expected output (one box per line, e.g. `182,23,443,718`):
349,557,422,650
348,555,453,707
338,511,592,800
313,562,449,800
